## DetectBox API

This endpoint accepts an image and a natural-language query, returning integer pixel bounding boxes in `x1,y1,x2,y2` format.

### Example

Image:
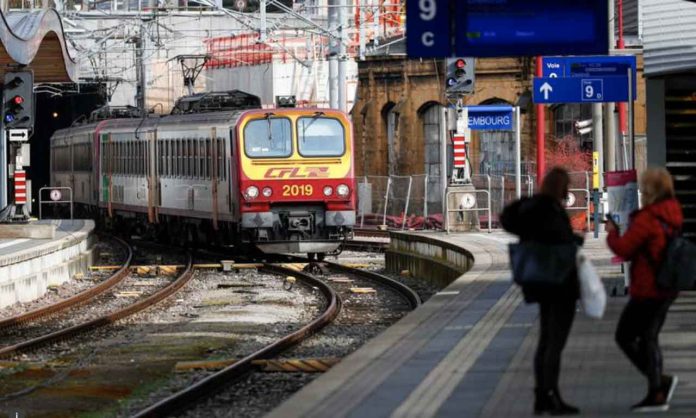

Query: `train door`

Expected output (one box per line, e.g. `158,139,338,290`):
229,127,238,218
147,130,158,223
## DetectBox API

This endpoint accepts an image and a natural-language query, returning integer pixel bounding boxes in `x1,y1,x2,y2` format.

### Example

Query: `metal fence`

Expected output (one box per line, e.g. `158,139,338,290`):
356,171,593,231
357,174,432,230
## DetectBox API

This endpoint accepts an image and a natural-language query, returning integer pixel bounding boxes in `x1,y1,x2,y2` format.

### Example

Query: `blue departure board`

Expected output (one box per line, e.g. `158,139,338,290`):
455,0,608,57
407,0,609,58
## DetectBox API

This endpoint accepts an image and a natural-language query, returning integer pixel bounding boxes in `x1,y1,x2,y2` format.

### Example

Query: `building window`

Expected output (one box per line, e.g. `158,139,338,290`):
553,103,593,144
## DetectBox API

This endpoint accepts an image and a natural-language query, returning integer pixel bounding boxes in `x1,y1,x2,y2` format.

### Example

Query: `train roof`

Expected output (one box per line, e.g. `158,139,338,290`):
51,107,349,142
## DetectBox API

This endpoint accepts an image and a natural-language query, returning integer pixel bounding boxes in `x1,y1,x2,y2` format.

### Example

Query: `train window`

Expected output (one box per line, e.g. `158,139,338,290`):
206,138,212,179
128,141,133,175
177,139,183,178
297,117,346,157
126,142,131,175
218,138,225,180
167,140,172,177
243,117,292,158
163,140,168,177
198,140,205,179
182,139,188,178
115,142,119,174
188,139,194,178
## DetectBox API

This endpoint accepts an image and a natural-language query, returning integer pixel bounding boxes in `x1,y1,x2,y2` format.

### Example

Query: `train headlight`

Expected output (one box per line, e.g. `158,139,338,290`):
262,187,273,197
244,186,259,200
337,184,350,197
323,186,334,196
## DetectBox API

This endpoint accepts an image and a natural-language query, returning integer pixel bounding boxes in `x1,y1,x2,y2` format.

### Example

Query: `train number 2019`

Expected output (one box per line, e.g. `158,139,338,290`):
282,185,313,197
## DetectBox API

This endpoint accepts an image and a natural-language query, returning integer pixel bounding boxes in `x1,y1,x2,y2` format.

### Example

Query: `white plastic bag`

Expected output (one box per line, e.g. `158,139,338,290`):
577,252,607,319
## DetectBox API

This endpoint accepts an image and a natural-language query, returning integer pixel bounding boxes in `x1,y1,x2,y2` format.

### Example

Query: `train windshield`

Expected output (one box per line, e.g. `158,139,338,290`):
244,117,292,158
297,117,345,157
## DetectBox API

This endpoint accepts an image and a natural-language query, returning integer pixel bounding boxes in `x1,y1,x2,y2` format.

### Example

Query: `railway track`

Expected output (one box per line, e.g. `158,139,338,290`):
0,246,194,358
132,262,341,417
133,248,419,416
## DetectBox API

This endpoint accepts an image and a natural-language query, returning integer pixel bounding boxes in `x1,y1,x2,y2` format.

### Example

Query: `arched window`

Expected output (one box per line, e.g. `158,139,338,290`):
477,98,514,175
553,103,593,145
419,102,448,214
382,102,398,175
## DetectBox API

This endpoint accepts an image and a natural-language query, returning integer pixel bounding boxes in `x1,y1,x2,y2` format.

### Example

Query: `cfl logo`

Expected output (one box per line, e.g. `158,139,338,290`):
264,167,330,179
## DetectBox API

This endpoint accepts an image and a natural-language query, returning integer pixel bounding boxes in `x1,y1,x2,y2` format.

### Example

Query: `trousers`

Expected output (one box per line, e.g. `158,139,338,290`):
534,296,577,391
615,297,675,391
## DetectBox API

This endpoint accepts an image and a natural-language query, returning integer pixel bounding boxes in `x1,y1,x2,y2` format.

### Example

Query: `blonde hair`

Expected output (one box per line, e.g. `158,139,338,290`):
640,167,675,206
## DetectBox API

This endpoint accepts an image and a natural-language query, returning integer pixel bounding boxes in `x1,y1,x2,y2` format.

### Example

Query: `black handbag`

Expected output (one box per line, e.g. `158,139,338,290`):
508,241,578,286
651,222,696,291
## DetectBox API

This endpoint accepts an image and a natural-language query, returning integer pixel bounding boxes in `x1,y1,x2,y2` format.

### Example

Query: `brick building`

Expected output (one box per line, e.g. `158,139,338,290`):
351,48,647,209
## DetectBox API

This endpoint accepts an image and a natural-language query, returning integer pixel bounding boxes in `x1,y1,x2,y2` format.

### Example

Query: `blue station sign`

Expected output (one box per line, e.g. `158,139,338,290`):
533,76,631,104
407,0,609,58
467,106,514,131
542,55,638,96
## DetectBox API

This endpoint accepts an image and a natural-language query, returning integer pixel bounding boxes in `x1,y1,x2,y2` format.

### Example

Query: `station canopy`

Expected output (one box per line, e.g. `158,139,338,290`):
0,9,77,82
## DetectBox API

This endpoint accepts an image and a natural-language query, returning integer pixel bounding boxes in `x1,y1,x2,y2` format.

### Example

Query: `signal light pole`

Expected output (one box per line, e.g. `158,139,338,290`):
0,70,34,223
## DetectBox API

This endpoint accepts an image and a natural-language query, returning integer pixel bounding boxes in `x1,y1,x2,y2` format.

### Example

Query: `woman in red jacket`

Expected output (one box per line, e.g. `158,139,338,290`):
606,168,682,412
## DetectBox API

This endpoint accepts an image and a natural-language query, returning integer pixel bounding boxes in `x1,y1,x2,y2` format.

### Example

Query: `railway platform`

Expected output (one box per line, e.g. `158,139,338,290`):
268,231,696,418
0,219,94,308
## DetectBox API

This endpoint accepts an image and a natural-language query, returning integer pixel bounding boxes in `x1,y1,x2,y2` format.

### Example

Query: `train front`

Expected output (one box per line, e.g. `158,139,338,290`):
236,109,355,256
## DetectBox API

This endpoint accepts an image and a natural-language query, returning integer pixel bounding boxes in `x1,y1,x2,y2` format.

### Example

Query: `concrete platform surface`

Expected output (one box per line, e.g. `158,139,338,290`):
0,219,94,308
267,231,696,418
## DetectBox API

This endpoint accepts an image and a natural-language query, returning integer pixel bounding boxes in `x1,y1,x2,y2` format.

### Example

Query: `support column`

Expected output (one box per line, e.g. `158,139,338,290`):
605,103,617,172
535,56,545,181
592,103,604,187
337,0,347,112
328,0,339,109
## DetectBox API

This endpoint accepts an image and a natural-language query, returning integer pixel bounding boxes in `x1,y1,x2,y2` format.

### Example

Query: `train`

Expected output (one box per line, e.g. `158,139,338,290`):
50,91,356,258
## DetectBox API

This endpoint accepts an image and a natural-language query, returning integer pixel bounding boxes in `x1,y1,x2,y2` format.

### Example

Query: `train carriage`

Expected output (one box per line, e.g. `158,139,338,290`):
49,91,355,256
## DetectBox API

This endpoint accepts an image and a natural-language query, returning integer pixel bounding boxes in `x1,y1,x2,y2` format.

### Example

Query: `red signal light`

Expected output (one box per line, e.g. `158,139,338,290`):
455,59,466,69
12,96,23,105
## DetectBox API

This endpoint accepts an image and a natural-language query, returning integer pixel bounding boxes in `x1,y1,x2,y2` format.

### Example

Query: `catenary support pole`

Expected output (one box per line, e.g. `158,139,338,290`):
328,0,339,109
628,68,635,169
440,106,448,218
515,106,522,199
606,0,617,172
617,0,627,149
592,102,604,188
337,0,347,112
535,56,545,181
260,0,267,42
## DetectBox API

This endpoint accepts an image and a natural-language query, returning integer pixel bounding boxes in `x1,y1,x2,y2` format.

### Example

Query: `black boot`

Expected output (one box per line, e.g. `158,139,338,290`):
534,388,580,415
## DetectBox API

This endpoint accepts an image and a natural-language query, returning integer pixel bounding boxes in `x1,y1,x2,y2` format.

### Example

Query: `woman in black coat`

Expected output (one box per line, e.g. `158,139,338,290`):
500,167,582,416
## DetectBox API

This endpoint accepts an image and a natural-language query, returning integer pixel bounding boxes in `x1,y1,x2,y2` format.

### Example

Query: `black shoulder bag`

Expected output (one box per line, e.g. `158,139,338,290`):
509,241,578,286
652,221,696,291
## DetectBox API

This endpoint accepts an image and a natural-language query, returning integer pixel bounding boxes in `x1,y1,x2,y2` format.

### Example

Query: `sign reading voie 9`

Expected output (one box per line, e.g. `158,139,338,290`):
406,0,450,58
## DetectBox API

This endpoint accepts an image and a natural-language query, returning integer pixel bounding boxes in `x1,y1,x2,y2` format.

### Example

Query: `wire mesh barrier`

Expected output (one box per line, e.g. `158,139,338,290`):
356,171,592,232
357,175,438,230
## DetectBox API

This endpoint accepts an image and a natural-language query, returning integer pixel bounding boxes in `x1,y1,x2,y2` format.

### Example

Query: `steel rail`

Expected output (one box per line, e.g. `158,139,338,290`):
133,263,341,418
0,253,194,358
320,259,421,309
0,236,133,330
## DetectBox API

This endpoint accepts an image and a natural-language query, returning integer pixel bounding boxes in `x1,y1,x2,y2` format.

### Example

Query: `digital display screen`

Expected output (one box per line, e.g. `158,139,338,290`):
454,0,608,57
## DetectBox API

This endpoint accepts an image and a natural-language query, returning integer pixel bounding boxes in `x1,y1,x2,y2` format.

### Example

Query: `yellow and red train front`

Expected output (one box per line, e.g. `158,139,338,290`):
236,109,355,253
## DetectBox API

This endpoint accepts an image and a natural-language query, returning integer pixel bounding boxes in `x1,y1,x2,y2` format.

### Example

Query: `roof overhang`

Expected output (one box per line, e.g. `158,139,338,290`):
0,9,77,83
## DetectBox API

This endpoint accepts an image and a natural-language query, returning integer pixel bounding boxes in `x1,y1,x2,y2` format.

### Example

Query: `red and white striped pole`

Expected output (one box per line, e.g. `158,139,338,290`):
452,134,467,171
14,169,26,205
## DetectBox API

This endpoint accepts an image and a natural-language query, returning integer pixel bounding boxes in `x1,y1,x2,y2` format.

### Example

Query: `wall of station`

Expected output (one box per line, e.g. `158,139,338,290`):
351,55,647,179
